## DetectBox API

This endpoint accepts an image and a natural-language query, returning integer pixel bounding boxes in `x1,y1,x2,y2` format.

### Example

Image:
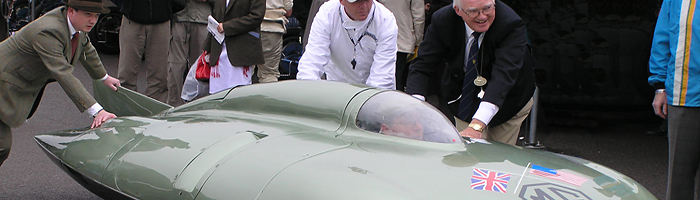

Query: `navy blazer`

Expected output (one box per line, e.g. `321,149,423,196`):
406,0,535,127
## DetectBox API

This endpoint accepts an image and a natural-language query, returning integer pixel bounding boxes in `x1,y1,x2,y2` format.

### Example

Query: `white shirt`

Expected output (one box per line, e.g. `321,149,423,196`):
297,0,398,89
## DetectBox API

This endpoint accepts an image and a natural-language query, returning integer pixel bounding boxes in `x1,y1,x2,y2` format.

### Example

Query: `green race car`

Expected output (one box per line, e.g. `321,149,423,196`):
34,80,656,200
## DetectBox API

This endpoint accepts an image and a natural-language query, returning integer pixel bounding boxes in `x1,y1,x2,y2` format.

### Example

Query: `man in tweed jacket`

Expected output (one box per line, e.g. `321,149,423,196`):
0,0,121,167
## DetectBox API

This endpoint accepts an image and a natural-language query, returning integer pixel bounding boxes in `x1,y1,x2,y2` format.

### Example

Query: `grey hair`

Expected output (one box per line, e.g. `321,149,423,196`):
453,0,462,8
453,0,496,9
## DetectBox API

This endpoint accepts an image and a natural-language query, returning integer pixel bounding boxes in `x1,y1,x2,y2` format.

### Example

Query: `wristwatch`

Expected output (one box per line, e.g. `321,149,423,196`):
468,123,484,132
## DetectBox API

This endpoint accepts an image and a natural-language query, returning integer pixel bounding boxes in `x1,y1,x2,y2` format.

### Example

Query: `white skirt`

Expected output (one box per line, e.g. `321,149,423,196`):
209,43,253,94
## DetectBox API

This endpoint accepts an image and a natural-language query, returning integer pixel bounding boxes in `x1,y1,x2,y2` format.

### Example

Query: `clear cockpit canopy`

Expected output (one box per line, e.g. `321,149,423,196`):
356,91,462,143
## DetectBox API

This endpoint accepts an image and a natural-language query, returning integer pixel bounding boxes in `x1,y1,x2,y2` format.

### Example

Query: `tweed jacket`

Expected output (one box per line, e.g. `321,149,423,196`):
406,1,536,127
203,0,266,66
0,6,107,127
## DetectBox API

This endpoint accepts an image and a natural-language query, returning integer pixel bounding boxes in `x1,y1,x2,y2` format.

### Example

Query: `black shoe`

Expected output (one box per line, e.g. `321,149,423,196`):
646,129,667,136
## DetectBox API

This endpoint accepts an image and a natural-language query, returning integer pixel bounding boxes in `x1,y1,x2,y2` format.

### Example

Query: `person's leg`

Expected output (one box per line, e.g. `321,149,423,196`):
0,18,8,42
188,23,208,67
396,52,408,91
170,22,209,105
455,116,468,132
0,120,12,167
117,18,146,91
143,20,171,103
258,31,282,83
484,98,533,145
666,106,700,200
167,21,188,106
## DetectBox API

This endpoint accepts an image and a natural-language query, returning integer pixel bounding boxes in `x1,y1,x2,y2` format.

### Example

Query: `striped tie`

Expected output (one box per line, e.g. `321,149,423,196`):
457,32,481,121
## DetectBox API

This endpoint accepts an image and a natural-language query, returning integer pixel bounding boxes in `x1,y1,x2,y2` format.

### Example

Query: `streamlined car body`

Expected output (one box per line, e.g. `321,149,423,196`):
35,80,656,200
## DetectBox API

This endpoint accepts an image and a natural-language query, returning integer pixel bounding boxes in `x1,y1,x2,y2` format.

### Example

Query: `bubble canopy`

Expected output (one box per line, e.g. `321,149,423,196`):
356,91,462,143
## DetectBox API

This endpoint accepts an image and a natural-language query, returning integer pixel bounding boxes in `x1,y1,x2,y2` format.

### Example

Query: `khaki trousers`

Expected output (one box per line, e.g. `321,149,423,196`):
167,21,208,106
117,17,170,103
455,98,533,145
258,31,283,83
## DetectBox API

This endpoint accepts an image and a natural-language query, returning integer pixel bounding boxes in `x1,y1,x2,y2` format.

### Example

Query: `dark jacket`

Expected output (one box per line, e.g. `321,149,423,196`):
203,0,265,66
406,1,536,127
120,0,179,24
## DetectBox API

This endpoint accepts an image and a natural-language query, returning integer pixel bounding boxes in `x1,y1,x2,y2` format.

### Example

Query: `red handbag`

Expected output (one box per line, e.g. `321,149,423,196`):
195,53,211,81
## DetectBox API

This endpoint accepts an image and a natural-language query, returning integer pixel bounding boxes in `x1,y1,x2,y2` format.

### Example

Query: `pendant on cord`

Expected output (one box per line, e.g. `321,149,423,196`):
474,76,487,86
351,59,357,69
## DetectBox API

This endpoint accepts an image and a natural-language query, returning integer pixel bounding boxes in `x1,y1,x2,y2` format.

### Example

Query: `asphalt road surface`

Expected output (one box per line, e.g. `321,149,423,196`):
0,52,668,199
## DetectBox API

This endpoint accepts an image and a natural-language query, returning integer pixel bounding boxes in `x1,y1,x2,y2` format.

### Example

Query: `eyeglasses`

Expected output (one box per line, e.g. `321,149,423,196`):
460,4,495,18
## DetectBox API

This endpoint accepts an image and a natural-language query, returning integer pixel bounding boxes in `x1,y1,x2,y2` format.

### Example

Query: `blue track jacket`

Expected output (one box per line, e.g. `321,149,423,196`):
649,0,700,107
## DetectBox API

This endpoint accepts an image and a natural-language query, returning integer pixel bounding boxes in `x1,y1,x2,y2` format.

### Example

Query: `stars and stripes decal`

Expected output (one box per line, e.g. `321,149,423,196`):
471,168,511,193
529,165,588,187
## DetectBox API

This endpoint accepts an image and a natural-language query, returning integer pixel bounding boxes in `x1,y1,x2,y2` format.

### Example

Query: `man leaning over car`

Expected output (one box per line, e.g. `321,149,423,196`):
0,0,120,167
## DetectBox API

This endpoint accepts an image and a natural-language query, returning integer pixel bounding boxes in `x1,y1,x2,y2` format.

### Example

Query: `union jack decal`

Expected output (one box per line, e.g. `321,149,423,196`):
471,168,511,193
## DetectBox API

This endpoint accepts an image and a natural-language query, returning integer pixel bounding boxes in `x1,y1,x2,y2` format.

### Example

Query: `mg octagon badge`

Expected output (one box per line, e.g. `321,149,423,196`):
518,183,592,200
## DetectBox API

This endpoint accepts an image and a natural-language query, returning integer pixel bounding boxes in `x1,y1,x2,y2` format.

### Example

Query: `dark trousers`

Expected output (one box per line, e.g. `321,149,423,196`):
396,52,408,91
667,105,700,200
0,18,8,42
0,120,11,167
